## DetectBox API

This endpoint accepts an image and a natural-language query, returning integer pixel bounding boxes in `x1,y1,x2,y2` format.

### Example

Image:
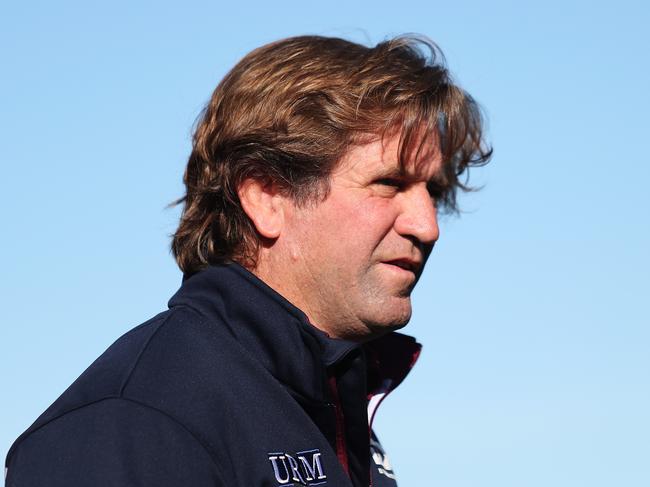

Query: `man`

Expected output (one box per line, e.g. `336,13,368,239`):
5,35,490,486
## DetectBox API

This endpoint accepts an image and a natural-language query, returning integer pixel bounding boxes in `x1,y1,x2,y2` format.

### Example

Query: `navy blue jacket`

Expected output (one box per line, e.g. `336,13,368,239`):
6,264,421,487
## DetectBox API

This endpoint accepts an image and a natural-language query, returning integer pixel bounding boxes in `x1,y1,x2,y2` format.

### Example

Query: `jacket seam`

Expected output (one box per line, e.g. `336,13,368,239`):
118,309,178,396
6,313,169,466
9,396,224,473
113,396,225,472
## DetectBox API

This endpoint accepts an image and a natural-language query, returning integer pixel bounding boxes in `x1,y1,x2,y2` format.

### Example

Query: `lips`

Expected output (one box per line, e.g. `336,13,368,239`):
382,258,421,273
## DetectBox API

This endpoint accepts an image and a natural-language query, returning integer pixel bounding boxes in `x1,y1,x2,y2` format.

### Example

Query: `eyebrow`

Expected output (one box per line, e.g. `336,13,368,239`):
375,166,406,179
375,165,445,186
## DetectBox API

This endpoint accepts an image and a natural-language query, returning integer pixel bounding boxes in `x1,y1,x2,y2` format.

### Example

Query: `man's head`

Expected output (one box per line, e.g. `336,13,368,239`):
172,34,491,340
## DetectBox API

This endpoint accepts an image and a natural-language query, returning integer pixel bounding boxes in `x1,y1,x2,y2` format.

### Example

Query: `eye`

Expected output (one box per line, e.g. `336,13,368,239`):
375,178,405,189
426,181,446,205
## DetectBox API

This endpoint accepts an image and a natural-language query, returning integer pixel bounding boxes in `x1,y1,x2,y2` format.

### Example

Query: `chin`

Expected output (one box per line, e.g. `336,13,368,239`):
342,314,410,342
363,320,408,341
366,301,412,335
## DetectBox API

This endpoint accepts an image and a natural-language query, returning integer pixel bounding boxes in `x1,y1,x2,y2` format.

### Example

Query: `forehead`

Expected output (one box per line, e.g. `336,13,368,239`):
334,132,443,181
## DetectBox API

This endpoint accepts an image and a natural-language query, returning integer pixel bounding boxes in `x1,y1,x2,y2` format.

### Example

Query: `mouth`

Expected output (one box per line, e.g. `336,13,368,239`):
382,258,421,274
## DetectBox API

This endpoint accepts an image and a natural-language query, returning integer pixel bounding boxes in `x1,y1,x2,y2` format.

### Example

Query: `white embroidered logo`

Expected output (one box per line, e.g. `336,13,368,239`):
268,449,327,486
372,448,396,480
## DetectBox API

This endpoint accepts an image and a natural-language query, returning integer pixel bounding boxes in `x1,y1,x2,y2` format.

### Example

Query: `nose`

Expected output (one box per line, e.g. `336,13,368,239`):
394,184,440,246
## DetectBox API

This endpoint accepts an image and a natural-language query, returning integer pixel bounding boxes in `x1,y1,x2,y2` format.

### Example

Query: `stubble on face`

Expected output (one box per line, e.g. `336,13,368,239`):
268,134,440,341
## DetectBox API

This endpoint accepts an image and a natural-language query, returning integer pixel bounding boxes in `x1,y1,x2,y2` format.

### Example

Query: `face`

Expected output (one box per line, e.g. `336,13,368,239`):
276,133,442,341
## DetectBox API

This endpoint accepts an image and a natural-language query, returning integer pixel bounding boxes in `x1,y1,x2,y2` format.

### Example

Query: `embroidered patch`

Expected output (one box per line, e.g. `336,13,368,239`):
267,448,327,486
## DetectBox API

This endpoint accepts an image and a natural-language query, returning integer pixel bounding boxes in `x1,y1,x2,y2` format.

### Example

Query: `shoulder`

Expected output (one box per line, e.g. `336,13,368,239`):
5,397,224,486
5,306,234,485
6,306,229,464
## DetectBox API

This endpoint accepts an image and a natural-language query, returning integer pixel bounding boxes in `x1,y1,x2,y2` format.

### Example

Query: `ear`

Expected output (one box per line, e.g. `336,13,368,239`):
237,178,285,239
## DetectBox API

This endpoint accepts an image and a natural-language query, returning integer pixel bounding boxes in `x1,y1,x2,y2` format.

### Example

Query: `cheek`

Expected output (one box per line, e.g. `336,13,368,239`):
332,192,395,226
330,200,380,240
347,198,397,241
296,194,397,263
335,203,399,272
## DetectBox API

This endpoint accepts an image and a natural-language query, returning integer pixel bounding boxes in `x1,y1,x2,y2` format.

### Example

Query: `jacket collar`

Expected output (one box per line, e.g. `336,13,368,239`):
168,263,421,403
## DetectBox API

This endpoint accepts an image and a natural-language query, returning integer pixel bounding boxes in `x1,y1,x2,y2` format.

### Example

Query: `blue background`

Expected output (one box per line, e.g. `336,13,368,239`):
1,1,648,485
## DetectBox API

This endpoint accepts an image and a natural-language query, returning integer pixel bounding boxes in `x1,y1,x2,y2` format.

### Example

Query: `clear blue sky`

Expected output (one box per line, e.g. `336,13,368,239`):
1,1,648,486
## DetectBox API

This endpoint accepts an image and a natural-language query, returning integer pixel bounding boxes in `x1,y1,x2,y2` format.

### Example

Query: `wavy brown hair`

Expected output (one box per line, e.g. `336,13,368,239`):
172,35,492,274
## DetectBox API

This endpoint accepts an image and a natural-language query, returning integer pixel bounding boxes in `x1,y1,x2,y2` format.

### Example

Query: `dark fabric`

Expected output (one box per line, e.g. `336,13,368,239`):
332,350,371,487
7,399,223,487
5,263,420,487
